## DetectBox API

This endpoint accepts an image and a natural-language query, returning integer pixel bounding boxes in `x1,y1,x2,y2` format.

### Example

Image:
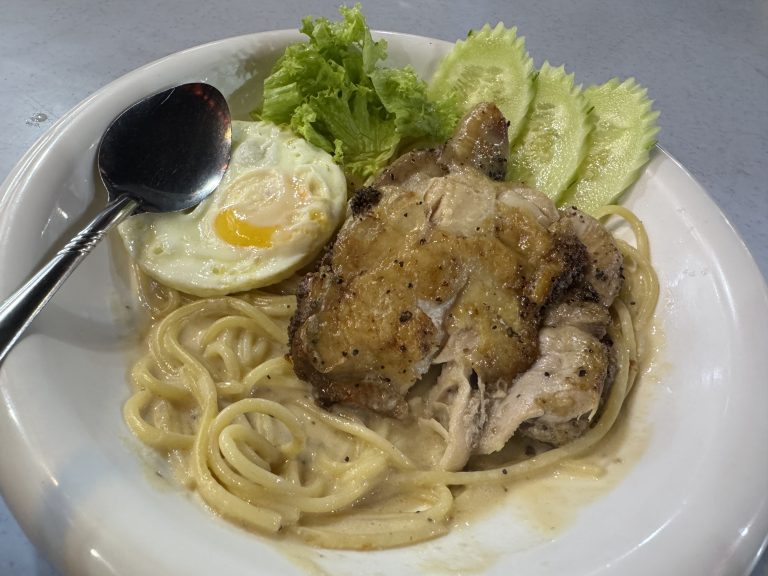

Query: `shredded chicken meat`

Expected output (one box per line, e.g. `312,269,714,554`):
289,103,624,470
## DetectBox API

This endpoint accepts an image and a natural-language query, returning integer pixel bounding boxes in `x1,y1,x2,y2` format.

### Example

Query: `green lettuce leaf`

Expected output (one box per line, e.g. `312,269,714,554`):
290,88,400,182
256,4,456,182
370,66,458,143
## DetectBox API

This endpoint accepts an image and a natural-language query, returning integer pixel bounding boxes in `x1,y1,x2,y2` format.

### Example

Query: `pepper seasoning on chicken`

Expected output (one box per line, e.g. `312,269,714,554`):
289,103,623,470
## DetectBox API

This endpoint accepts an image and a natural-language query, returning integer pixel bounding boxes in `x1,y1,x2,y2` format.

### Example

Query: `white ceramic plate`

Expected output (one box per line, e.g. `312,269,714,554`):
0,30,766,576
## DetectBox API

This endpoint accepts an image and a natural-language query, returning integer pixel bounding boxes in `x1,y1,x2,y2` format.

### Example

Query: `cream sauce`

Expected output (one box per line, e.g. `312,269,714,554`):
269,321,665,576
112,222,669,572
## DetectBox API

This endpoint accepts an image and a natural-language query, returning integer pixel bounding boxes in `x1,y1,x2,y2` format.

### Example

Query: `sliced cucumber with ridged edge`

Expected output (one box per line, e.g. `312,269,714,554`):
560,78,659,214
428,23,534,141
507,62,592,202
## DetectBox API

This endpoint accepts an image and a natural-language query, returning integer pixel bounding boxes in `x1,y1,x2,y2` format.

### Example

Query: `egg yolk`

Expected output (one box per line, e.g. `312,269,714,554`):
214,208,277,247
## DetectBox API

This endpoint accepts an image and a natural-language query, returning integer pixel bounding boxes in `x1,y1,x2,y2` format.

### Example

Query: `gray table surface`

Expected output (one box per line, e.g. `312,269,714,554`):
1,0,766,575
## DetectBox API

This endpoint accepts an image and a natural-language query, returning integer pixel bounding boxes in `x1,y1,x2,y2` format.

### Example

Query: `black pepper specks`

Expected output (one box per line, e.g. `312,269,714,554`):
399,310,413,323
349,186,382,217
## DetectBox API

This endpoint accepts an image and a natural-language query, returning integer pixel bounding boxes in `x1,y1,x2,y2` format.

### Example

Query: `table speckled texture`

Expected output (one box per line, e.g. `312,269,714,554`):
0,1,766,575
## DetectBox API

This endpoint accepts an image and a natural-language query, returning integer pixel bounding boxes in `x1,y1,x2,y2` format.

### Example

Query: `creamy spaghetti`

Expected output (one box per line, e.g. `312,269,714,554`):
122,208,658,550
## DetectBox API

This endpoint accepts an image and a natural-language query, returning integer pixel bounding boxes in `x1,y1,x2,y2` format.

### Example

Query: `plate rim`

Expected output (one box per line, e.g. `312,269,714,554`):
1,27,767,576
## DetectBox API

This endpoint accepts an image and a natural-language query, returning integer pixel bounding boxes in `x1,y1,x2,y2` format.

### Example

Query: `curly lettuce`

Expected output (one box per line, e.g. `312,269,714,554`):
255,4,458,182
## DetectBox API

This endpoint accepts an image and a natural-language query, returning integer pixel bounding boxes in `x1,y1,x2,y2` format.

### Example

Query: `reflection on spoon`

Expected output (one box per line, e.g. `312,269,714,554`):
0,83,232,363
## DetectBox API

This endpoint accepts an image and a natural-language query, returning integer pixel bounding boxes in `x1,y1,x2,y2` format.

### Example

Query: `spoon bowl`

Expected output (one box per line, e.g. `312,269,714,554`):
99,83,231,212
0,82,232,363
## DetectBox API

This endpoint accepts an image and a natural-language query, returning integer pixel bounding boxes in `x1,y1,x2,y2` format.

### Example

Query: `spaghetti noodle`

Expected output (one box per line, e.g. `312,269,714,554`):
123,208,657,549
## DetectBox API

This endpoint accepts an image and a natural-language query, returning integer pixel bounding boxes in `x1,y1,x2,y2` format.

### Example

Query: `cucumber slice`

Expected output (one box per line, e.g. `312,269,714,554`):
560,78,659,214
507,62,592,201
428,23,534,141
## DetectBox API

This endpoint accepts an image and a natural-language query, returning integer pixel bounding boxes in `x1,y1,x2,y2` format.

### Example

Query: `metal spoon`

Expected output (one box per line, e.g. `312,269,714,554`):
0,82,231,362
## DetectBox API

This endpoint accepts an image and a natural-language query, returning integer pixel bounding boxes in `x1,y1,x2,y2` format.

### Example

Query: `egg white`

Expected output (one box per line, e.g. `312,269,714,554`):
118,120,347,296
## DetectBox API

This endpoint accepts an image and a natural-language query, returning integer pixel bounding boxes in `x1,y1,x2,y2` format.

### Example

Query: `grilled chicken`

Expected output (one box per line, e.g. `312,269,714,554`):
289,103,624,469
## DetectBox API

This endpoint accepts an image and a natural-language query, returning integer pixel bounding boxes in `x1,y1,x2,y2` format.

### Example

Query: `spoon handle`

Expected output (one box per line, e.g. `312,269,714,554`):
0,195,138,363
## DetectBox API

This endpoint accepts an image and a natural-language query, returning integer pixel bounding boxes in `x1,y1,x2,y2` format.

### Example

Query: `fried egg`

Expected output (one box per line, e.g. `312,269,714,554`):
118,120,347,296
